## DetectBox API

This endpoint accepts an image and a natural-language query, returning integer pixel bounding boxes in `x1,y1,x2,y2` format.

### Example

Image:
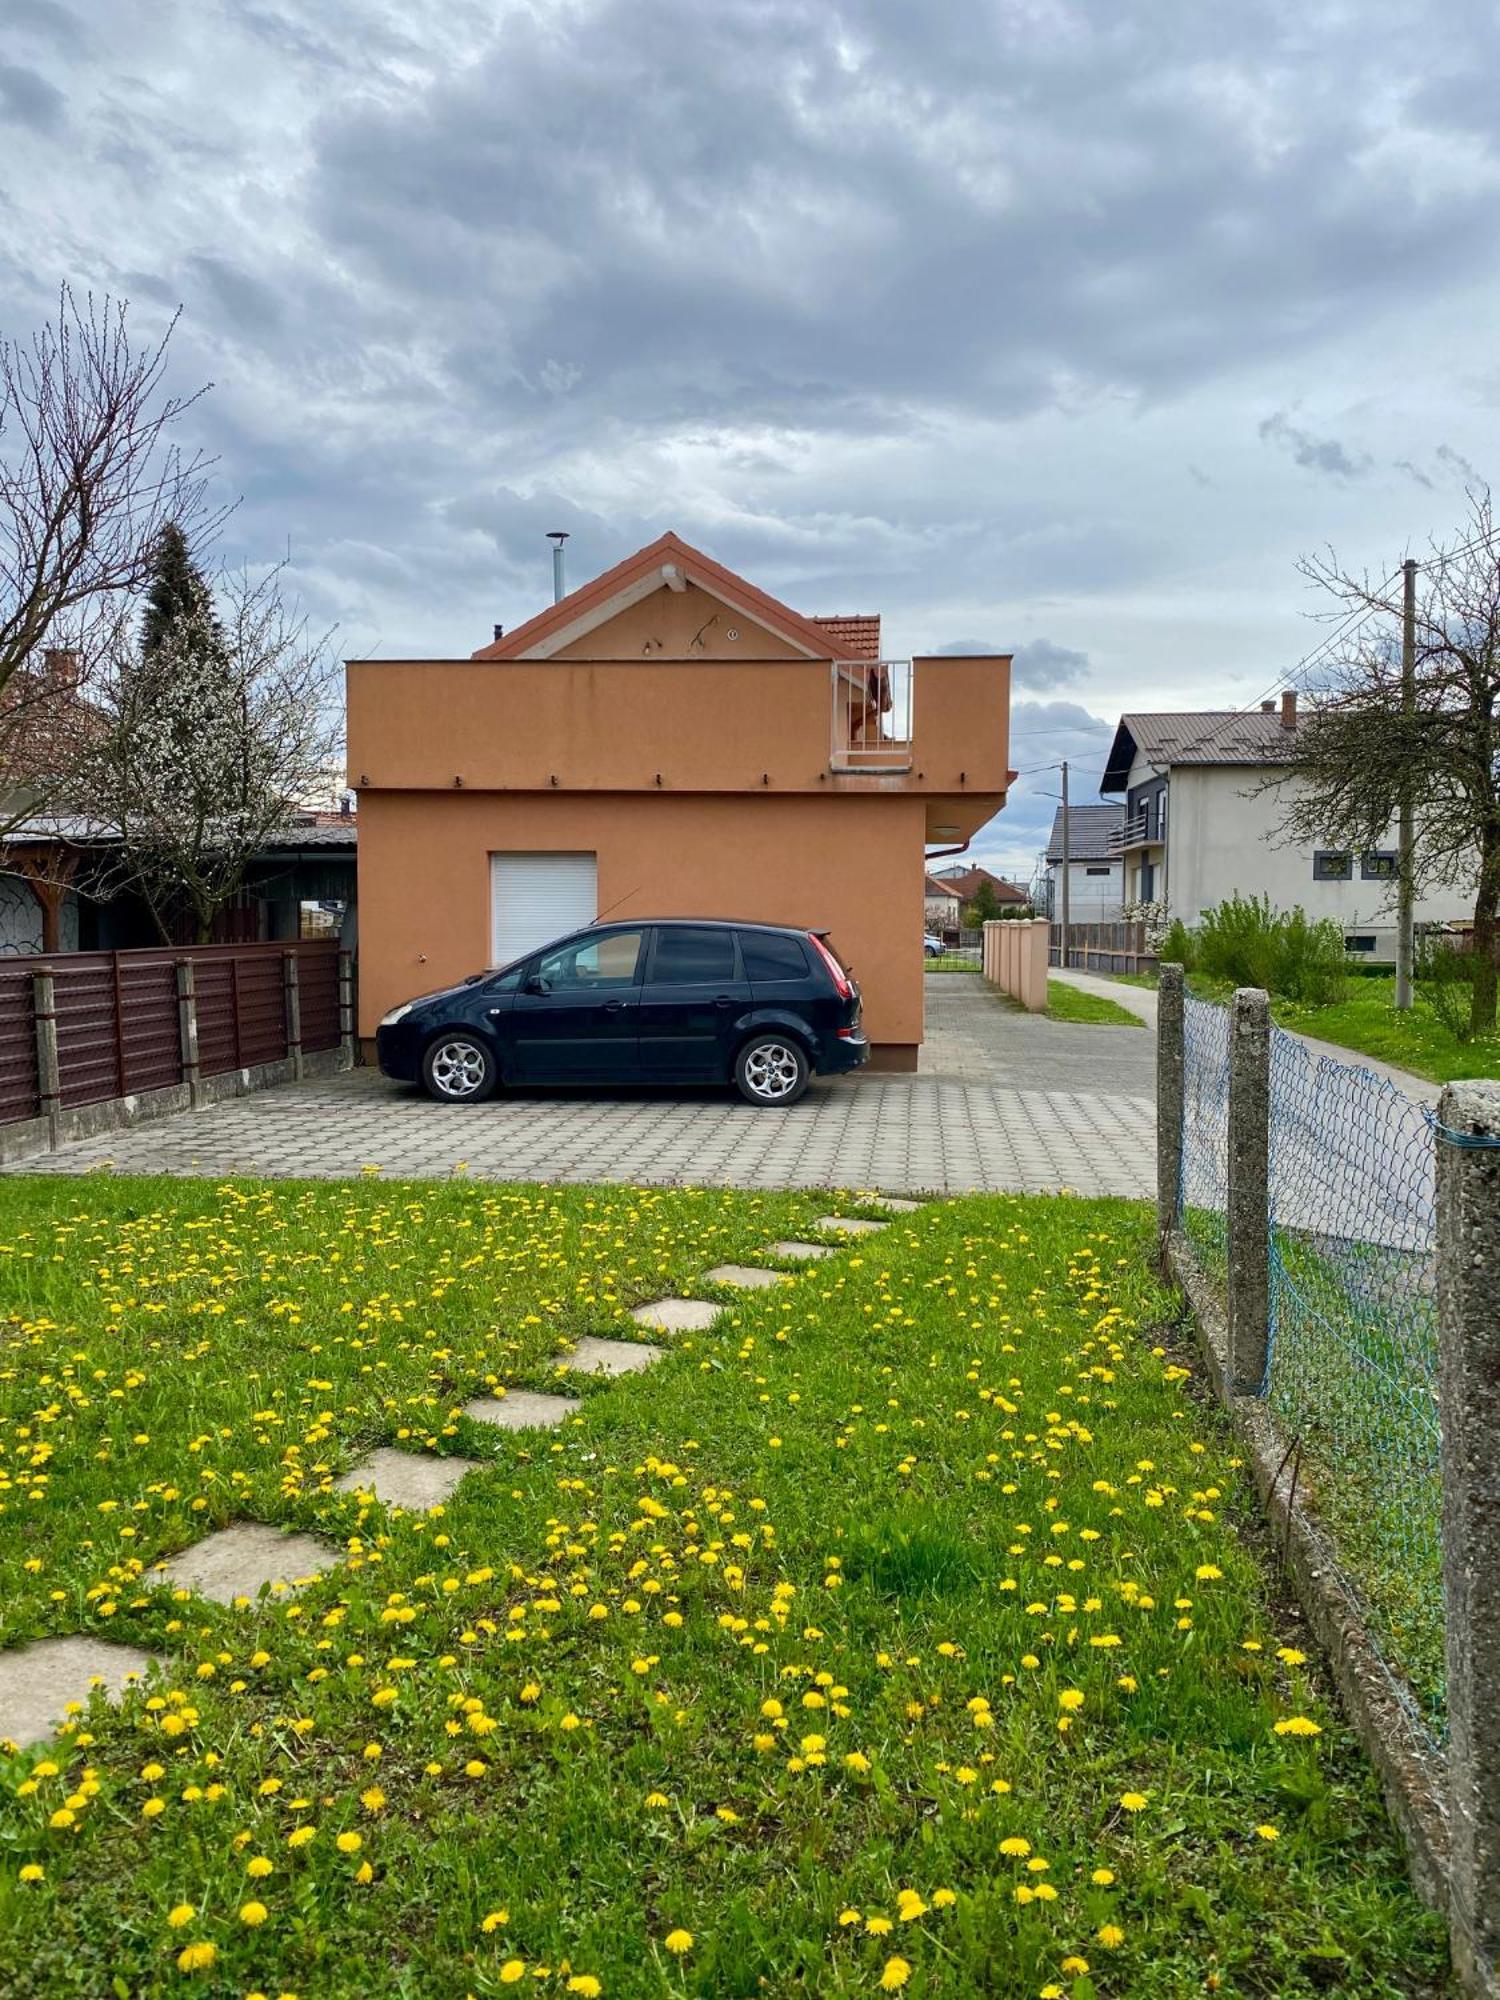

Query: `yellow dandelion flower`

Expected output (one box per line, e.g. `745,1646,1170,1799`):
931,1888,956,1908
896,1889,928,1921
1000,1837,1031,1857
879,1959,912,1992
499,1963,526,1985
1097,1923,1125,1948
1255,1823,1280,1840
360,1786,386,1813
18,1865,43,1885
481,1909,510,1934
566,1978,602,1998
336,1831,362,1854
239,1901,269,1927
176,1941,216,1972
1091,1867,1115,1886
838,1908,862,1926
1119,1792,1148,1812
167,1904,195,1929
247,1856,273,1878
865,1914,893,1936
1273,1716,1322,1737
664,1929,693,1955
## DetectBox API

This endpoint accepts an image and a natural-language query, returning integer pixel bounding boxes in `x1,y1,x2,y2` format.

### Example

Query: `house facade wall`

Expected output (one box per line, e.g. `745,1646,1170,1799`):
1160,764,1466,938
355,788,930,1065
1047,857,1124,921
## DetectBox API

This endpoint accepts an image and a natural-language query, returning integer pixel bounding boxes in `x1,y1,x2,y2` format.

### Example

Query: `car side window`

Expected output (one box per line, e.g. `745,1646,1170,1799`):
740,932,809,981
534,930,644,991
651,927,738,984
489,965,526,992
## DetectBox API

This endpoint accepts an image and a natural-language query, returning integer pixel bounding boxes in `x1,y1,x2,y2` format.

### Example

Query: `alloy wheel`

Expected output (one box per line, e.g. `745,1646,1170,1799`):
744,1042,802,1101
429,1040,488,1099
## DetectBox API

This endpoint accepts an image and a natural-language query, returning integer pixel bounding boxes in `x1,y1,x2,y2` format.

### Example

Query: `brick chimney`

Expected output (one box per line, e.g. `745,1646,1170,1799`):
43,647,81,688
1260,699,1275,713
1280,688,1298,729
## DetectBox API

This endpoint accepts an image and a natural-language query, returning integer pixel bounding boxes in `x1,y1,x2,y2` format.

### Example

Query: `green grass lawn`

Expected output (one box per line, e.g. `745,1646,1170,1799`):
924,954,982,973
1045,983,1144,1029
0,1178,1448,1999
1110,968,1500,1083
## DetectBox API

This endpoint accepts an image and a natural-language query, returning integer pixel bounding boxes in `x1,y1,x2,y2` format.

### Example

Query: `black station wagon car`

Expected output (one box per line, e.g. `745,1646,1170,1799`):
375,919,868,1107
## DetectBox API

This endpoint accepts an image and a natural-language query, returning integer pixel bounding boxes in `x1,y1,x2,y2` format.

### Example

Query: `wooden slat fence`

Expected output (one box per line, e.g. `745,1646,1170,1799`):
0,941,346,1127
1050,921,1158,976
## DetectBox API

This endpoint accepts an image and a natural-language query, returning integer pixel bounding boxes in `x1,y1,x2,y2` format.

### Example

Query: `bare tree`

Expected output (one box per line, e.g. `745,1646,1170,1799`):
1275,489,1500,1034
90,563,343,942
0,285,219,833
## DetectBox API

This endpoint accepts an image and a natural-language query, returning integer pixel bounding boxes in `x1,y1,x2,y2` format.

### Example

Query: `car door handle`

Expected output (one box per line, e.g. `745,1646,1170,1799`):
714,996,734,1008
603,998,636,1013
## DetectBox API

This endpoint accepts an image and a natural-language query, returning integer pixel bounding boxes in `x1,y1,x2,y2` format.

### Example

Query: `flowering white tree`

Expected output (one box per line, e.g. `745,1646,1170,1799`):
91,561,342,942
0,287,218,835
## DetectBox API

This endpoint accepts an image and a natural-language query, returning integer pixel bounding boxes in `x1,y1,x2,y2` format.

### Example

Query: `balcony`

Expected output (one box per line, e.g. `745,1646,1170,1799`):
830,659,913,771
1108,811,1162,855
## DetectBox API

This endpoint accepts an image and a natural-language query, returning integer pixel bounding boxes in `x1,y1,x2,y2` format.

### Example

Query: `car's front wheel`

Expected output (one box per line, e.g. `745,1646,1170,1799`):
734,1033,810,1107
422,1033,498,1104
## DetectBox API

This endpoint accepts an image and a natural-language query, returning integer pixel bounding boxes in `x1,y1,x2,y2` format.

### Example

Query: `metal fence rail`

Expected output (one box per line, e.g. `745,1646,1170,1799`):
1181,995,1230,1289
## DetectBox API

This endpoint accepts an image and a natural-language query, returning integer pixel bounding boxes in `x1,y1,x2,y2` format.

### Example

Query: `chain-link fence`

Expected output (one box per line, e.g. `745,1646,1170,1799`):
1265,1024,1442,1732
1176,992,1442,1736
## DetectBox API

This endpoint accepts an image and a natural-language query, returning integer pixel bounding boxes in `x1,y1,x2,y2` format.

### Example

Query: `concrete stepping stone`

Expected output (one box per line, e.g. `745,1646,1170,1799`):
767,1240,836,1260
335,1447,479,1510
629,1297,722,1332
158,1523,342,1606
813,1215,889,1235
868,1196,922,1212
703,1264,789,1289
0,1637,161,1752
560,1334,666,1376
463,1390,580,1430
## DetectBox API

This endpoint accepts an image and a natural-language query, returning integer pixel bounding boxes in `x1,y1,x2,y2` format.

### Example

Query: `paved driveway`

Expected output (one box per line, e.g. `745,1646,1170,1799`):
2,977,1154,1198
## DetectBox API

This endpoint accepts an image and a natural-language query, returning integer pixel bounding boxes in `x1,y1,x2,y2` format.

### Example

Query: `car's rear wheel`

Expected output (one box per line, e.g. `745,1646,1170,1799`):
422,1034,498,1104
735,1033,810,1107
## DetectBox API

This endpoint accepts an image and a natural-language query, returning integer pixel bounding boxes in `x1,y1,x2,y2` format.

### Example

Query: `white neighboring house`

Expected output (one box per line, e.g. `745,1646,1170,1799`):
1043,805,1125,921
1099,693,1465,961
923,873,962,932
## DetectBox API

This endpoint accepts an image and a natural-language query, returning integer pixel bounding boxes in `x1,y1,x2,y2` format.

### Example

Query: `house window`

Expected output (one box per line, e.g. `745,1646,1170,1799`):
1361,851,1398,881
1313,851,1353,881
1085,865,1110,876
1346,934,1377,953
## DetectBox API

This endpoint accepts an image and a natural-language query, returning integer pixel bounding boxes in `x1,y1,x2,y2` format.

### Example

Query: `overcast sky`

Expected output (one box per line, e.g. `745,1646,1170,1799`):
5,0,1500,877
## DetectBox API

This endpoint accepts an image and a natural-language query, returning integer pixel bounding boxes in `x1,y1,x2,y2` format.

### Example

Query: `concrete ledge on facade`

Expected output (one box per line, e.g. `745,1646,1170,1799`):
0,1046,352,1167
1165,1231,1451,1912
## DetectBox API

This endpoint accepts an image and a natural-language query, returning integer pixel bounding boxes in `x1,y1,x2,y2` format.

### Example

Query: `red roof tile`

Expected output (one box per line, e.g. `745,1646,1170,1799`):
810,614,881,660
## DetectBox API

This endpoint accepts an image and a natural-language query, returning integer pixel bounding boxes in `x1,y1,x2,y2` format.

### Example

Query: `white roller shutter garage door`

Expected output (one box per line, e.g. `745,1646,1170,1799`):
490,852,598,965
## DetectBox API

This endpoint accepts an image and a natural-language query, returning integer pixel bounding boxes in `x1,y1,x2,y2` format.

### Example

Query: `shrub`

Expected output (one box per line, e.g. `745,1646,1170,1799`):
1196,894,1348,1004
1415,930,1480,1043
1157,918,1198,971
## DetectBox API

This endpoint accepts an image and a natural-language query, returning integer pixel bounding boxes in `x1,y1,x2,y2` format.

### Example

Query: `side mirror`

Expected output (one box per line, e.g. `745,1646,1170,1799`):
524,975,548,996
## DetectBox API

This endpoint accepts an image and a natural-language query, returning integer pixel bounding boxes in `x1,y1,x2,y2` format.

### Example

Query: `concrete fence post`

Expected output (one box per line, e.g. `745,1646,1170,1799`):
175,960,202,1107
31,967,61,1148
1157,962,1186,1266
1226,986,1271,1394
1436,1080,1500,2000
283,951,303,1081
338,951,355,1067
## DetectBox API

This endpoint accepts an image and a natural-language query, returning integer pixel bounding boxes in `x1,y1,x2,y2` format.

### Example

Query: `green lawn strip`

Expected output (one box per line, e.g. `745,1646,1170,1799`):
1045,983,1144,1029
924,956,982,973
1107,969,1500,1084
0,1180,1447,1999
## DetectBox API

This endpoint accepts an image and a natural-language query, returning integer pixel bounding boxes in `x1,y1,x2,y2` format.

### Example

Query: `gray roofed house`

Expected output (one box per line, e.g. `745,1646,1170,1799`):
1045,804,1124,863
1100,703,1297,789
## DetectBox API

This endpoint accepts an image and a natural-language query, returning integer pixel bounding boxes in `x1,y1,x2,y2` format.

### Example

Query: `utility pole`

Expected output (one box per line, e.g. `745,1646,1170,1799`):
1059,760,1071,970
1395,557,1417,1011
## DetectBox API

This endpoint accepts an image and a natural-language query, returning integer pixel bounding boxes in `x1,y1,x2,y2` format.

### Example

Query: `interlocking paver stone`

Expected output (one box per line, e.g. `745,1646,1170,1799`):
813,1215,888,1235
702,1264,788,1288
629,1297,723,1331
2,979,1156,1196
158,1523,342,1605
0,1637,161,1752
560,1334,665,1376
463,1391,580,1429
766,1240,836,1259
335,1447,480,1509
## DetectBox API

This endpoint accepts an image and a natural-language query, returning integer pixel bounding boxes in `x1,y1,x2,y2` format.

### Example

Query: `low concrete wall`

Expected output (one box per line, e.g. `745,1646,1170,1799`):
982,918,1049,1011
0,1046,352,1167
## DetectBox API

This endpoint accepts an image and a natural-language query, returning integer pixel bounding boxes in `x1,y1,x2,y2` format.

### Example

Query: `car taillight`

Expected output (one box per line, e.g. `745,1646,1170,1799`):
808,933,853,999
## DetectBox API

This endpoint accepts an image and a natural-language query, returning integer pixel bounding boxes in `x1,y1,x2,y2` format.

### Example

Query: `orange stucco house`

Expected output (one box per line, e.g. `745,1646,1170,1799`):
346,533,1012,1070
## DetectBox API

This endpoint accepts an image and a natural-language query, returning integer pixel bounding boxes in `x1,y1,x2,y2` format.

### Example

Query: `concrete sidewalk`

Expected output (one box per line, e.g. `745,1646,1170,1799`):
1048,967,1441,1105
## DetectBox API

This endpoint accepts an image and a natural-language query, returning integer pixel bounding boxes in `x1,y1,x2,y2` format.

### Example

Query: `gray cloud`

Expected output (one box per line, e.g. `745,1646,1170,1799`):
1259,411,1372,480
0,63,65,133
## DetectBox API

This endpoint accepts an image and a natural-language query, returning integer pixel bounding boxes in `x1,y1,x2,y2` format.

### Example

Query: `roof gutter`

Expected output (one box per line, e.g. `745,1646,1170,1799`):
923,836,971,863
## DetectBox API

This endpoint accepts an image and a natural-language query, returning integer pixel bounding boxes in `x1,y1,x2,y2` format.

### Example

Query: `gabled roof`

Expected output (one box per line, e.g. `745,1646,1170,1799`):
811,615,881,660
472,531,867,663
1101,711,1294,790
923,873,961,900
1045,804,1123,863
934,865,1030,904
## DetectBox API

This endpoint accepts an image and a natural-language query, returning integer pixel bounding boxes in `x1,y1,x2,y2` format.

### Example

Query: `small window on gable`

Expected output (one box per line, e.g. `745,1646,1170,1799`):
1313,851,1353,881
1085,865,1110,876
1346,934,1377,953
1361,851,1398,881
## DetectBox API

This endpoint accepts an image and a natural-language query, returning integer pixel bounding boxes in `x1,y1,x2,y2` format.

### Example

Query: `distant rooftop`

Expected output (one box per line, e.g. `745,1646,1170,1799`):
1102,706,1297,791
1045,804,1123,863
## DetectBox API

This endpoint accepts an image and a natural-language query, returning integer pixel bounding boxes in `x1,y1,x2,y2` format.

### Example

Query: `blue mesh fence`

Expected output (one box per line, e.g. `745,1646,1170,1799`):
1265,1025,1441,1733
1180,996,1230,1289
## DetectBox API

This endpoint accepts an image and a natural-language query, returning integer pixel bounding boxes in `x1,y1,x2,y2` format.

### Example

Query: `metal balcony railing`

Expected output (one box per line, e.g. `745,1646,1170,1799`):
1108,811,1159,854
830,659,913,770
